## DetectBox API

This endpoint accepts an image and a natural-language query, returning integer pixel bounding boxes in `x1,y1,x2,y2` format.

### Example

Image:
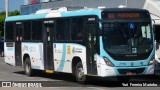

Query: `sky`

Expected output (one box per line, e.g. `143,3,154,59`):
0,0,24,12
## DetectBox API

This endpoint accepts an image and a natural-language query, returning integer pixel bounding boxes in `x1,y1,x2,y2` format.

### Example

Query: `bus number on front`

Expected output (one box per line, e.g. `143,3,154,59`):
88,18,95,21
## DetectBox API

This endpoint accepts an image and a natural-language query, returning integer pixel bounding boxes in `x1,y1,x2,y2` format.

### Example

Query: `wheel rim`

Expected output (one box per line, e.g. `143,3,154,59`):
77,67,84,81
25,63,30,74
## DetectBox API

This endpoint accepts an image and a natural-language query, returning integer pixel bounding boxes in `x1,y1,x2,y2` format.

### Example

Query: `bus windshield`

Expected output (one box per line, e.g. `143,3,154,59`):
102,22,153,55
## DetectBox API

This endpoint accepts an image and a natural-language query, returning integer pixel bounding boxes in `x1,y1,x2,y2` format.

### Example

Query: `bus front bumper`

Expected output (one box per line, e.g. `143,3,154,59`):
98,64,154,77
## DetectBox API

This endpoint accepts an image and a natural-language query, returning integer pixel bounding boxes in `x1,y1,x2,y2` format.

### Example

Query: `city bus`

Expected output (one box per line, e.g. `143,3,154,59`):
4,7,154,83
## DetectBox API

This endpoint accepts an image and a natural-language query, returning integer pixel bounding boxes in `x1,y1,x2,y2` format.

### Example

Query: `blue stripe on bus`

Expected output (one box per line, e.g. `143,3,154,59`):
61,9,101,17
5,13,47,21
58,44,66,71
5,9,101,22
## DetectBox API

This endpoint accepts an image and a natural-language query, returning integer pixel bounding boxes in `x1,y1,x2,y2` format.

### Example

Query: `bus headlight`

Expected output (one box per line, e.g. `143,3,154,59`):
148,57,154,65
103,56,114,67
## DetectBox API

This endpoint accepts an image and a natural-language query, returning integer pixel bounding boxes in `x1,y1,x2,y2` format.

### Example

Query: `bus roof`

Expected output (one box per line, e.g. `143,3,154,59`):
5,8,101,22
5,13,47,22
5,8,149,22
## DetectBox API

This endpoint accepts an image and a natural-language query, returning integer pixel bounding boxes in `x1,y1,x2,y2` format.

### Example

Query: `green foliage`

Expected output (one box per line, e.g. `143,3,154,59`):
8,10,20,16
0,12,5,38
0,10,20,38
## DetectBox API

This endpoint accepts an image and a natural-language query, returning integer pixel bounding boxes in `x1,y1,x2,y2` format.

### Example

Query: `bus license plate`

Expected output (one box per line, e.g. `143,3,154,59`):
127,72,136,76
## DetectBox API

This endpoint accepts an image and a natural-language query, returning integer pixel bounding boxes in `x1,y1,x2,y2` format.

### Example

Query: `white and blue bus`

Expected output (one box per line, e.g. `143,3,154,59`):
4,7,154,83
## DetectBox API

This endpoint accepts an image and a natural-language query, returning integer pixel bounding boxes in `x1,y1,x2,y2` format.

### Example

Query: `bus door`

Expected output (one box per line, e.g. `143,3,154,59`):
15,22,23,66
44,21,54,70
86,17,98,75
154,25,160,73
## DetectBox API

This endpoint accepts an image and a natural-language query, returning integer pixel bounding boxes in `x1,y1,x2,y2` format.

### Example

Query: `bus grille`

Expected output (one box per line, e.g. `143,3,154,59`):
117,68,145,74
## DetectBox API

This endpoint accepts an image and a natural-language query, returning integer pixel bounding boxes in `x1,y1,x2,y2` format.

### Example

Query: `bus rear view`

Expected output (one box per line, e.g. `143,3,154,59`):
100,8,154,81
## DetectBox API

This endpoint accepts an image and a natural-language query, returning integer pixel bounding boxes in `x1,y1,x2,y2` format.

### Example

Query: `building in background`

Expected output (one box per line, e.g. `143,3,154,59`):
24,0,40,5
21,0,146,15
31,0,40,4
42,0,55,2
21,0,160,25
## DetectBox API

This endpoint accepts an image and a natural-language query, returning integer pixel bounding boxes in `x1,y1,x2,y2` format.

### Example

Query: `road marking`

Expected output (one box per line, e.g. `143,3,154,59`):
0,72,9,75
86,87,108,90
12,73,25,77
26,77,63,81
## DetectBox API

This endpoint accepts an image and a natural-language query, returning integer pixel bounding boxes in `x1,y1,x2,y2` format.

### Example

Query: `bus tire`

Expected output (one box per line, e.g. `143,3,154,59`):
1,51,3,57
24,57,33,76
75,62,86,84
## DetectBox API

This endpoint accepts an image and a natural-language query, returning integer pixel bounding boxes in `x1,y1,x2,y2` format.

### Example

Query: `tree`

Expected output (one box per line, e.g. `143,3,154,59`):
8,10,20,16
0,11,6,39
0,10,20,38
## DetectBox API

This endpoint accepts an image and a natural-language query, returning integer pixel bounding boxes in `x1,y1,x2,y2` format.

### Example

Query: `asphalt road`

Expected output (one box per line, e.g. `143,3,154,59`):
0,57,160,90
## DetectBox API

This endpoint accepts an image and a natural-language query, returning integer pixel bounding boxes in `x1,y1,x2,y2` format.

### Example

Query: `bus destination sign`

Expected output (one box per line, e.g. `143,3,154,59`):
102,12,149,19
108,13,140,19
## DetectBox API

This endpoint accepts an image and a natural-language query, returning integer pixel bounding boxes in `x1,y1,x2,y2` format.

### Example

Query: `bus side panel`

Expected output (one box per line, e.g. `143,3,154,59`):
53,43,62,71
53,43,87,74
54,43,72,73
65,44,86,74
22,43,44,70
4,42,15,66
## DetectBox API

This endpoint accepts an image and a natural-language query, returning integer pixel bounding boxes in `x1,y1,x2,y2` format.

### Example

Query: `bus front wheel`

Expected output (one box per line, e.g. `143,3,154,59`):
24,57,33,76
75,62,87,84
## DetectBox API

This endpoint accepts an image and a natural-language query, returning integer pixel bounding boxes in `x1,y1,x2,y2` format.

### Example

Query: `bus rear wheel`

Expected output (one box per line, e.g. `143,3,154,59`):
24,57,33,76
75,62,87,84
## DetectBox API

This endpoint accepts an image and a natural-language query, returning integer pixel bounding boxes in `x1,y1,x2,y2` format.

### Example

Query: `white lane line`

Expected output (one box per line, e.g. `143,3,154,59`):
0,79,7,81
11,73,63,81
86,87,108,90
26,77,63,81
12,73,25,77
0,72,9,75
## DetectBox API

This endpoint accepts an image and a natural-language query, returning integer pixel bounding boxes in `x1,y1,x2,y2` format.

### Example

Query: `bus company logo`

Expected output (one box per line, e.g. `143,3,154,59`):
22,45,28,51
67,45,71,55
30,47,36,52
72,47,82,54
72,47,76,54
132,48,137,53
2,82,12,87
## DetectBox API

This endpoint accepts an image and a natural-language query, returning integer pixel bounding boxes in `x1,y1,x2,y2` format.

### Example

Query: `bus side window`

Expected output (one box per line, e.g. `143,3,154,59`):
56,19,70,41
31,21,42,41
5,22,14,41
71,18,84,41
23,21,31,41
